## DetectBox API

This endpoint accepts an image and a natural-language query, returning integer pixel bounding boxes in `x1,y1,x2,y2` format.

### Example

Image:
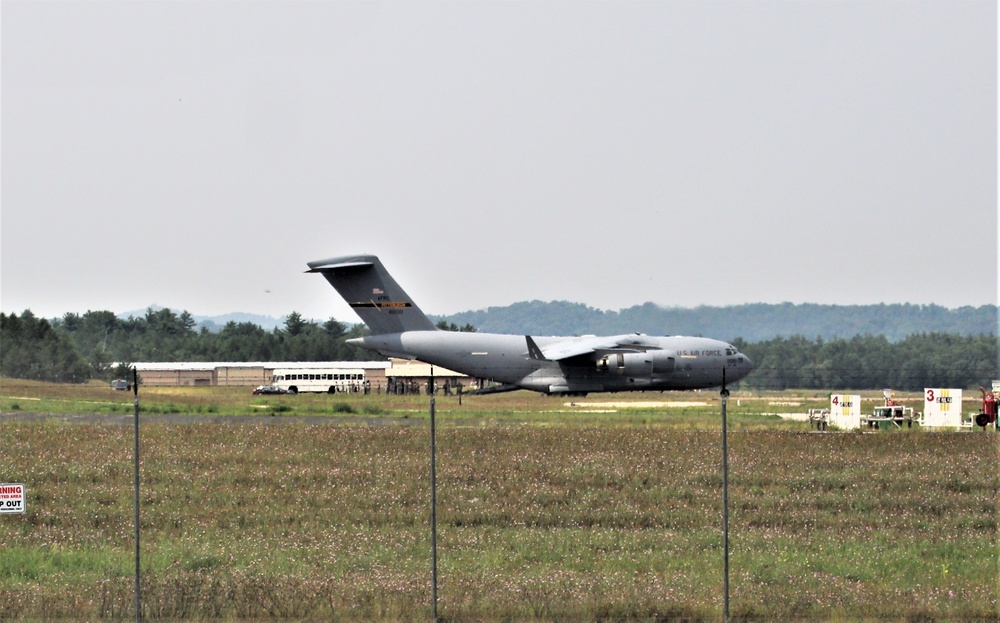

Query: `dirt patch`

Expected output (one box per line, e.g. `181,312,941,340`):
565,401,710,409
0,412,424,427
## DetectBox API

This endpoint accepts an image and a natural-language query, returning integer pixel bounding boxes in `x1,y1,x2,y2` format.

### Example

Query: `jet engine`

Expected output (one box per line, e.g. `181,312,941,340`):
649,351,676,373
598,351,675,375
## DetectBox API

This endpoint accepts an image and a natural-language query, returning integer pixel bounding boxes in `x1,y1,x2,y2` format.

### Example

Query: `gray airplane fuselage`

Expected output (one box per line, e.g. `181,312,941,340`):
308,254,754,395
349,331,752,394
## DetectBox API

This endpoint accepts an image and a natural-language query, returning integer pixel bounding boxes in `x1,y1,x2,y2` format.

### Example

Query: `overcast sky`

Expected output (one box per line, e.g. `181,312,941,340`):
2,1,996,325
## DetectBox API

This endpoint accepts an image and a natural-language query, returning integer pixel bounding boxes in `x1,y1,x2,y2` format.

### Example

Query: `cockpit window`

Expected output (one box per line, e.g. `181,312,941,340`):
726,347,737,356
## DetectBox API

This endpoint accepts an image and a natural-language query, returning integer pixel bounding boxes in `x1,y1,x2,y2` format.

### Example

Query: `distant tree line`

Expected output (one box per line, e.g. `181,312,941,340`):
1,308,996,391
0,308,381,383
0,311,91,383
735,333,998,391
441,301,997,342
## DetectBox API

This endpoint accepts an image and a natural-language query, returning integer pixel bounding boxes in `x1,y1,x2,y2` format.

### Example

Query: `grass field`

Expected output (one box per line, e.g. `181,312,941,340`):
1,379,997,621
0,377,945,427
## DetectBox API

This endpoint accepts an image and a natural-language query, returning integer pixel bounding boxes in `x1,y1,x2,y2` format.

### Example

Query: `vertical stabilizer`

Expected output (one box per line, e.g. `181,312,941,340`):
307,255,438,335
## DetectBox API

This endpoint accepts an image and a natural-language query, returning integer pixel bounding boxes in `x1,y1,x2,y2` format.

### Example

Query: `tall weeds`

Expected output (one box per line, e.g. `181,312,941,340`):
1,422,996,620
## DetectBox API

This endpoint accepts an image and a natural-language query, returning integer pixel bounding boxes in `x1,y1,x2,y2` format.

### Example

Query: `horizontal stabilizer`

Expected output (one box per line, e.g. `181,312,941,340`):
306,258,375,271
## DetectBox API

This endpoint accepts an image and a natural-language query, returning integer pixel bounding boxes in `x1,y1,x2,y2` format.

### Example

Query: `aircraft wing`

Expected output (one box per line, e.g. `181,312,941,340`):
529,334,662,361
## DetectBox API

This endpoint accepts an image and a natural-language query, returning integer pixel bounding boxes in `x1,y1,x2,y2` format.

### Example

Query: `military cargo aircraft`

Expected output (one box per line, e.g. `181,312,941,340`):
308,255,753,395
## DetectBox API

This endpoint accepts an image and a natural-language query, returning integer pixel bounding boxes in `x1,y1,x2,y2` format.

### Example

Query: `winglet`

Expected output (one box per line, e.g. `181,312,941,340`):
525,336,547,361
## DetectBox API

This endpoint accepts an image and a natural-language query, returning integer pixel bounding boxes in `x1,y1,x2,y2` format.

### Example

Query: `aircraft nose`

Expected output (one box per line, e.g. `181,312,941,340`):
730,353,754,381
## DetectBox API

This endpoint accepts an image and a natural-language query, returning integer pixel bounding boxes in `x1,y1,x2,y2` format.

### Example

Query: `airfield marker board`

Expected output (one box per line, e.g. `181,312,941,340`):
0,484,25,514
829,394,861,430
923,388,962,427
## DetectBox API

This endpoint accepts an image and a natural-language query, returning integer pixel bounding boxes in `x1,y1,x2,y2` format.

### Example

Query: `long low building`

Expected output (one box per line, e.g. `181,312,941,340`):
129,360,470,391
131,361,391,388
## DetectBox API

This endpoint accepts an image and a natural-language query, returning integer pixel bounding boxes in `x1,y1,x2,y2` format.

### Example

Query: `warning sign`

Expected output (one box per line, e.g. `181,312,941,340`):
0,484,25,514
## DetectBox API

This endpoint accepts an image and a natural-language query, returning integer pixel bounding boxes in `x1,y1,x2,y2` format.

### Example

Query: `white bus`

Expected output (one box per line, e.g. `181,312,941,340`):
270,368,366,394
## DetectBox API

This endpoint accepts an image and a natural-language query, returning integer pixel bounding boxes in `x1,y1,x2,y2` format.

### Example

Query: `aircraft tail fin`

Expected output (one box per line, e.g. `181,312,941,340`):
307,255,438,335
